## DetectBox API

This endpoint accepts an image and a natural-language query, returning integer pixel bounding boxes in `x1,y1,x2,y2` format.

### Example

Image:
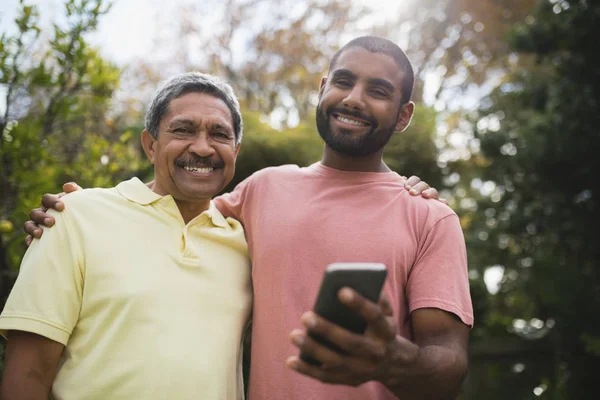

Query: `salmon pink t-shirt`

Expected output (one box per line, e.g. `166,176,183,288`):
215,162,473,400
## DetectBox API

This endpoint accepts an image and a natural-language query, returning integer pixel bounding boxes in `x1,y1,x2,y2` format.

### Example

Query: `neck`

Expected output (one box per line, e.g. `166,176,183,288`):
174,199,211,224
321,147,391,172
146,180,211,224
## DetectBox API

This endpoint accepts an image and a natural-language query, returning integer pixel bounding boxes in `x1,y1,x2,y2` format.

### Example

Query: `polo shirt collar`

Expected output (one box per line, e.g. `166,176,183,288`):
205,202,229,228
116,177,162,205
116,177,229,229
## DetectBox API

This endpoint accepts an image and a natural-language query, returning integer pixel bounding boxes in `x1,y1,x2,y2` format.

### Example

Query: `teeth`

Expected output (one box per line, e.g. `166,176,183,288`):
336,115,368,126
184,166,213,173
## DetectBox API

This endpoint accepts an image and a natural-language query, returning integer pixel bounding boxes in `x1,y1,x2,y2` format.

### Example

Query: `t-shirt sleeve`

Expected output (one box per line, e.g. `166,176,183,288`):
0,208,84,345
213,175,254,224
407,213,474,327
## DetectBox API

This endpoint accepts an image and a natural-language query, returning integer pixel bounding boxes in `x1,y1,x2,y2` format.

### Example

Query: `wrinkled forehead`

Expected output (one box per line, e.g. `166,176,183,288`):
162,92,234,128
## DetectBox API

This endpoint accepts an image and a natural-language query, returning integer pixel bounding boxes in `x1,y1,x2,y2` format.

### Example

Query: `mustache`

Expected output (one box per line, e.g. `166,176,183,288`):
327,106,378,127
175,156,224,169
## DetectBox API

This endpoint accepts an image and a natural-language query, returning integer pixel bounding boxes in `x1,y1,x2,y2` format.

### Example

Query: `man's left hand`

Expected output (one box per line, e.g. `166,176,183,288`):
286,288,419,387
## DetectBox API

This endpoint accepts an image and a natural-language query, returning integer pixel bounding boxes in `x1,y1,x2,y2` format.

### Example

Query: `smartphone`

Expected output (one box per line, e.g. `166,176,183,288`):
299,262,388,366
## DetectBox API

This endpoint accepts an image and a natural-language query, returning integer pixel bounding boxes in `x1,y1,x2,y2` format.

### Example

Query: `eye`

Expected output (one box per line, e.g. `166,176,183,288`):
213,131,232,140
370,89,389,98
334,79,352,88
172,127,192,134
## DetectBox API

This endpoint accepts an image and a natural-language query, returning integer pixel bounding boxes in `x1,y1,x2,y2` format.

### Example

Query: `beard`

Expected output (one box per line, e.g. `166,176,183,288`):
316,103,397,157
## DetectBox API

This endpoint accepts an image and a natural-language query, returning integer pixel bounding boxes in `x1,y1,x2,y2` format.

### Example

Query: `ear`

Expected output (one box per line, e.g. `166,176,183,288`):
318,76,327,98
395,101,415,132
141,129,157,164
233,142,241,159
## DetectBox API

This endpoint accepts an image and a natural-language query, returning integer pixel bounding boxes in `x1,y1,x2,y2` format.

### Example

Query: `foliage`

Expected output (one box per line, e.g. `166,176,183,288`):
127,0,364,125
223,111,322,193
0,0,145,305
452,0,600,398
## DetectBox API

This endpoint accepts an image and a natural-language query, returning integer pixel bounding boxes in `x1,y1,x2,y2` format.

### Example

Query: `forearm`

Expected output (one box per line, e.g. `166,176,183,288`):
1,375,52,400
1,331,64,400
382,342,468,400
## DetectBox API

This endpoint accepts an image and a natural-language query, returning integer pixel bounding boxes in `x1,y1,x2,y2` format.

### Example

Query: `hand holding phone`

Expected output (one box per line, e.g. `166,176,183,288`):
299,262,387,366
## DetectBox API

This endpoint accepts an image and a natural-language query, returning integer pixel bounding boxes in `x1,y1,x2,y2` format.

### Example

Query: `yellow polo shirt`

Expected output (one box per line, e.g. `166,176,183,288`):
0,178,252,400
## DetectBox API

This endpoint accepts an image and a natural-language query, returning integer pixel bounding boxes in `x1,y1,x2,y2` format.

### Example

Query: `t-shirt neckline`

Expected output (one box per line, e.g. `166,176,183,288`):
308,162,404,183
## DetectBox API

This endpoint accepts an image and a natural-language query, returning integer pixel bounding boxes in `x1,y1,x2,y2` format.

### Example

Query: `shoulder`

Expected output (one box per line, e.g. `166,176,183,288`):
61,187,122,209
51,186,123,223
234,164,304,192
60,186,120,206
245,164,303,182
402,194,459,230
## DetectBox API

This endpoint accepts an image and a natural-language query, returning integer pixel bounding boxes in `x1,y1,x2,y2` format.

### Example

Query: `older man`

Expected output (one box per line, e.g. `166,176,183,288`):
0,73,252,400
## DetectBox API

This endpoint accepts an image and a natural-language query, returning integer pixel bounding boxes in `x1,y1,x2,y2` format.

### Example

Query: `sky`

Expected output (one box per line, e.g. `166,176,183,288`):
0,0,409,66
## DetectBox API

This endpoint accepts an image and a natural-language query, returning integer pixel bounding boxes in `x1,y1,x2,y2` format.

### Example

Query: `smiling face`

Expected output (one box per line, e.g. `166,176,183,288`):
141,92,240,205
316,47,413,157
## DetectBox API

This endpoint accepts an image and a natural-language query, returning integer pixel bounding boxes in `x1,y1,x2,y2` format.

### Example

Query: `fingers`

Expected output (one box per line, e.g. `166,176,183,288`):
404,175,421,189
421,187,439,200
404,180,448,203
29,208,54,227
290,329,347,368
407,181,431,196
297,312,387,358
286,352,372,386
24,220,42,238
41,193,64,211
338,288,396,341
63,182,82,194
288,329,380,384
286,355,341,384
25,235,33,247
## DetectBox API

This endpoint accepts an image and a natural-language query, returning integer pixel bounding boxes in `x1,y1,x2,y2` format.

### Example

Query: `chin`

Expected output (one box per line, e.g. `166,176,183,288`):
177,185,221,201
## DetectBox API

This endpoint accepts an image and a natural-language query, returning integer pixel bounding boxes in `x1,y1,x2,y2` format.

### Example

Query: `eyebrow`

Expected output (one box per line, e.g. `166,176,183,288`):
168,118,233,132
208,122,233,133
368,78,395,93
168,118,196,127
331,69,357,81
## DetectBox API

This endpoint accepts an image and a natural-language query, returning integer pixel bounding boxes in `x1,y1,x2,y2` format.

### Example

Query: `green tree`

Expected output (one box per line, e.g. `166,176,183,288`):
0,0,144,306
126,0,364,126
458,0,600,398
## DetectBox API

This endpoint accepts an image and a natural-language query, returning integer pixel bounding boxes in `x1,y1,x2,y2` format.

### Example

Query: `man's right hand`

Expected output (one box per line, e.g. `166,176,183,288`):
24,182,83,246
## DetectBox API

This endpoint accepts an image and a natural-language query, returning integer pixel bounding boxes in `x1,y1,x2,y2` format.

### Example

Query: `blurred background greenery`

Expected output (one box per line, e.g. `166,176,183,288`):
1,0,598,398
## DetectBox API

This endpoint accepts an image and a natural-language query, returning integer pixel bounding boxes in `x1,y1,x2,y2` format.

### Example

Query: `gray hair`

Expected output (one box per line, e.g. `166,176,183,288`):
144,72,243,144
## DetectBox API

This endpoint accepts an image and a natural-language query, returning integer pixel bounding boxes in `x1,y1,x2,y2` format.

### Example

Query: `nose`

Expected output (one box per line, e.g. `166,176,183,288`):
188,133,216,157
343,85,366,111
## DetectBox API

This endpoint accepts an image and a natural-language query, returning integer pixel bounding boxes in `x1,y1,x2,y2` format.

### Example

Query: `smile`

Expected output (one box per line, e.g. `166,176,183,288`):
333,114,370,127
183,166,214,174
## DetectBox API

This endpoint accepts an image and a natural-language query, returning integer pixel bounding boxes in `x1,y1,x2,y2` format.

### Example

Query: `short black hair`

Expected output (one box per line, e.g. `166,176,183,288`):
329,36,414,104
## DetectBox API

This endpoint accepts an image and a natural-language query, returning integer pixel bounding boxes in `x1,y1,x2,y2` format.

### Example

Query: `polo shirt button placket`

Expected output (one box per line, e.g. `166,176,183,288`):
181,220,202,264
